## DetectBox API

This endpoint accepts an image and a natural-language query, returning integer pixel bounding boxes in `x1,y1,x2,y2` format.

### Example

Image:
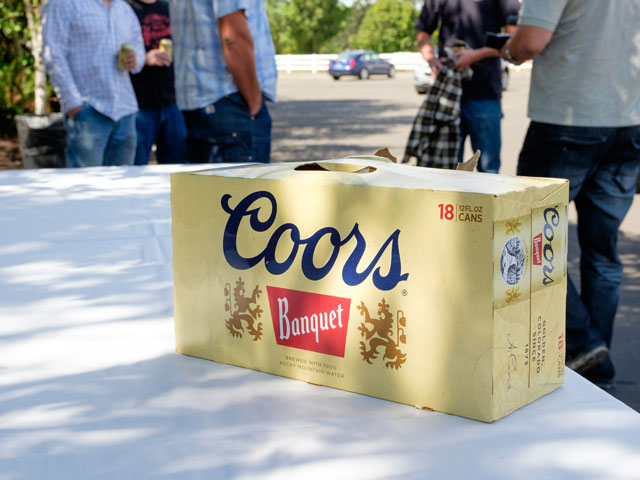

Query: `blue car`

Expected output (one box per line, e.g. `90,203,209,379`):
328,50,396,80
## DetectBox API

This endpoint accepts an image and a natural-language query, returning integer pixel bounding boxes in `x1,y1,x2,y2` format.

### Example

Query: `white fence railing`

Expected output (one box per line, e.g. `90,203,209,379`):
275,51,532,73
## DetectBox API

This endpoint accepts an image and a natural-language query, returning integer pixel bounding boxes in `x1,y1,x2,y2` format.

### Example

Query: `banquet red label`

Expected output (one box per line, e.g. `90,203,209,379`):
532,233,542,265
267,286,351,357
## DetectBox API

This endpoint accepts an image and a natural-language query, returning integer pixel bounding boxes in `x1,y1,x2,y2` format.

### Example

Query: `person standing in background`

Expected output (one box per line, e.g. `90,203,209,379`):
502,0,640,388
415,0,520,173
169,0,277,163
42,0,145,167
126,0,187,165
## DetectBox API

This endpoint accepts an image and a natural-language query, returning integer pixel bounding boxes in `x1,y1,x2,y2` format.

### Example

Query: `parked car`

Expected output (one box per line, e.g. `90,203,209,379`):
413,58,510,94
328,50,396,80
413,59,434,94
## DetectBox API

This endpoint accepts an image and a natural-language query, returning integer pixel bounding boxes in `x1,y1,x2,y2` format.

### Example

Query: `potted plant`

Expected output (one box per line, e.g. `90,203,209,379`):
14,0,65,169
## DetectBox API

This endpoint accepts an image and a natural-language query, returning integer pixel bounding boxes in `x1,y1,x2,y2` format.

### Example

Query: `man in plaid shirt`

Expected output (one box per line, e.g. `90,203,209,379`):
409,0,520,172
42,0,145,167
169,0,277,163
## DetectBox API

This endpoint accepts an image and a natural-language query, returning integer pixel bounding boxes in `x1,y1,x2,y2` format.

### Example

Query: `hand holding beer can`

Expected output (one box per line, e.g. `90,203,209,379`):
159,39,173,62
118,43,133,70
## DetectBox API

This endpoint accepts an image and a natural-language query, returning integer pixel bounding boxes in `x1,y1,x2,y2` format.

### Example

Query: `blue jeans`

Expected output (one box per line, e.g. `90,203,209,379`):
134,103,187,165
458,99,502,173
518,121,640,381
65,104,136,167
182,92,272,163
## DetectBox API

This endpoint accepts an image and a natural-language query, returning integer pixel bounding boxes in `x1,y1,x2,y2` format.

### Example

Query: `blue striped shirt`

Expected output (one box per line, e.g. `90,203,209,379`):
42,0,145,121
169,0,277,111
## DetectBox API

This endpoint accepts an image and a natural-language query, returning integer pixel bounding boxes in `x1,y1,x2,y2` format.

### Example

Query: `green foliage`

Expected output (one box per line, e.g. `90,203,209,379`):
267,0,349,54
266,0,419,55
0,0,50,137
431,29,439,51
352,0,418,53
0,0,30,136
318,0,372,54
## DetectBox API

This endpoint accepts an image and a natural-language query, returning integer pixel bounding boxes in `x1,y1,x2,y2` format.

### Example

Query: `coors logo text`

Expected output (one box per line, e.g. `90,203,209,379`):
221,191,409,291
541,206,560,286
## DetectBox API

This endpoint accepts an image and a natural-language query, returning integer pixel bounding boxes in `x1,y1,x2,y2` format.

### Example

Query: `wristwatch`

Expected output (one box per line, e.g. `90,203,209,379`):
504,45,517,64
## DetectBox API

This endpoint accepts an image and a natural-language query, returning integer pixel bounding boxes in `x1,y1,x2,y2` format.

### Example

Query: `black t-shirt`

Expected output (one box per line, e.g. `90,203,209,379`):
416,0,520,100
127,0,175,108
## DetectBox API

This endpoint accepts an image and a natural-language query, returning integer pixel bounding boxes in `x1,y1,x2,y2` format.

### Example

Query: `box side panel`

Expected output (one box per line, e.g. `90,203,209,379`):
491,183,568,421
527,185,568,399
491,199,533,421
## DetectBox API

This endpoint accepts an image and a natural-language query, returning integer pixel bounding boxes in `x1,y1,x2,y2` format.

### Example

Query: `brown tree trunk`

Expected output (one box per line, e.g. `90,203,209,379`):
23,0,46,115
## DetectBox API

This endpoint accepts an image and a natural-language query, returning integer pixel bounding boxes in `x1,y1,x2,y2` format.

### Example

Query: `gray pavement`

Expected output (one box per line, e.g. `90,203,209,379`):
270,70,640,412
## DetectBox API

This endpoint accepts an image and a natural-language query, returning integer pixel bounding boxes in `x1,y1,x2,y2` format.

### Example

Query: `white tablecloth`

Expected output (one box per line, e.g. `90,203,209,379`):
1,166,639,480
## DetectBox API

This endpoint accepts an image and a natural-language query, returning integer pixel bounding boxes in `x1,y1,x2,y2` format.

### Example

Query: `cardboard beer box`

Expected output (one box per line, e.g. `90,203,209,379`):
171,157,569,423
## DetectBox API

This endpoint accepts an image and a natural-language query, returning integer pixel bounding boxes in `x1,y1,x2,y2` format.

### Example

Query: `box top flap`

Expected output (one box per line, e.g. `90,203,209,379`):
180,157,568,196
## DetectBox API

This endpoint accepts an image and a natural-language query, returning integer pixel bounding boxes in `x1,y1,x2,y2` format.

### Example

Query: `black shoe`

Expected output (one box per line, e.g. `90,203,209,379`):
593,378,615,390
566,344,609,374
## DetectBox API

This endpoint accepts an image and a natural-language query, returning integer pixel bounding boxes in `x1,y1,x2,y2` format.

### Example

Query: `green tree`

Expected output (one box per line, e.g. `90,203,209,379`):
319,0,372,54
1,1,30,135
0,0,48,136
352,0,418,53
22,0,47,115
267,0,349,54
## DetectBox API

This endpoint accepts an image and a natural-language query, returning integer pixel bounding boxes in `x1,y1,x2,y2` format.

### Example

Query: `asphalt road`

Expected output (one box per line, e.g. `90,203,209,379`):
270,69,530,174
270,70,640,413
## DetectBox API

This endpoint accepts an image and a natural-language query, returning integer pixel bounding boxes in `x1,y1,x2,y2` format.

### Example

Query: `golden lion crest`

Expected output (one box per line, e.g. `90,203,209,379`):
505,220,522,235
505,287,521,304
357,298,407,370
224,277,263,341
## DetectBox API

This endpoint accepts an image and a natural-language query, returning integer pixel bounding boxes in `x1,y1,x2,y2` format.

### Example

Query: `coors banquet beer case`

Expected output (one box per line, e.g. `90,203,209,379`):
171,157,569,423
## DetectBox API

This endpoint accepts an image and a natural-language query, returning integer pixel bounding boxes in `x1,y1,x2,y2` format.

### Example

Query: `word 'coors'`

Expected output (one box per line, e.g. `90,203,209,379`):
542,206,560,286
221,191,409,291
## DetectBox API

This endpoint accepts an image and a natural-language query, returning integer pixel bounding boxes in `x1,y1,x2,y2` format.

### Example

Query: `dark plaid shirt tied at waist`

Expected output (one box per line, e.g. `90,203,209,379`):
404,59,472,169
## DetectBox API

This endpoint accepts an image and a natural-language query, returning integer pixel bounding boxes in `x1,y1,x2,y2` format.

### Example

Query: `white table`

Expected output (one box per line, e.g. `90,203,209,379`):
1,166,639,480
